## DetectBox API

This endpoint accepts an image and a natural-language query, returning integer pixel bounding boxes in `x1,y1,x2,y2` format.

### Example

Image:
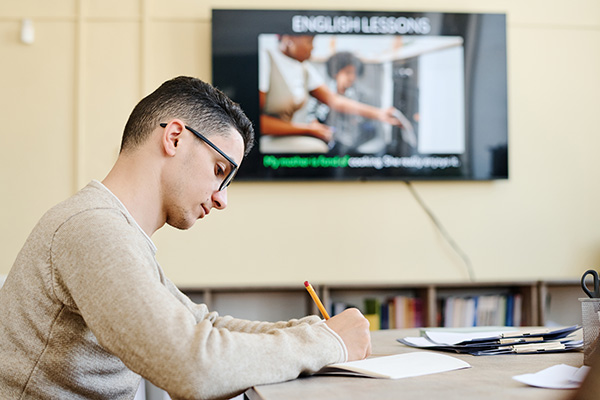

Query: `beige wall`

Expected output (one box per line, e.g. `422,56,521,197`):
1,0,599,287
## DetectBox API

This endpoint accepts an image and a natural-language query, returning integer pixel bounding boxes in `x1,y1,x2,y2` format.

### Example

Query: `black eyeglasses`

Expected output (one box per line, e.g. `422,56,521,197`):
160,123,238,191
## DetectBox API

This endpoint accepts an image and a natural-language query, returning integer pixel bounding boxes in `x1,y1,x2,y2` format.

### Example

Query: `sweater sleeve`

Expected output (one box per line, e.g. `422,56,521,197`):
163,278,347,363
51,209,345,400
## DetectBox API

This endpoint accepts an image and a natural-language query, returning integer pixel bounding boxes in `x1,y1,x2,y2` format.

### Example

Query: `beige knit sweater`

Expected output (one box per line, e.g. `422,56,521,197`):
0,181,345,400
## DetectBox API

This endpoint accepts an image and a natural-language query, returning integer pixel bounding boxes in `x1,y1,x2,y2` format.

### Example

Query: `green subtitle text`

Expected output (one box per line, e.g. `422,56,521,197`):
263,155,350,169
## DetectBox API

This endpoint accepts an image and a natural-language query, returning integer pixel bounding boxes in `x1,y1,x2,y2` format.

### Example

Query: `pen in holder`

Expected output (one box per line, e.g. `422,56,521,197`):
579,298,600,365
580,269,600,365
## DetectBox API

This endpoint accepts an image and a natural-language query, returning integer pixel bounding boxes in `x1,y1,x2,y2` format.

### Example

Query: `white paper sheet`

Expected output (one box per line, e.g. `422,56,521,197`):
512,364,590,389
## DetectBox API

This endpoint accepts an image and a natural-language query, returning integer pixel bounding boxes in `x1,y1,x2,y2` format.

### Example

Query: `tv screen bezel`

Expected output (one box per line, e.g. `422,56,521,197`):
212,9,508,182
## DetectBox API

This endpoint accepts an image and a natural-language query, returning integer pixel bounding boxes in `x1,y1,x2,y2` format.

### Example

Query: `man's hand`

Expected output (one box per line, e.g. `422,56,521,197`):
325,308,371,361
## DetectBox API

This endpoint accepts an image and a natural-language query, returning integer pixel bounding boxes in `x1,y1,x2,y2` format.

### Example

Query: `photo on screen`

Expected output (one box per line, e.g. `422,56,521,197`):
259,33,465,158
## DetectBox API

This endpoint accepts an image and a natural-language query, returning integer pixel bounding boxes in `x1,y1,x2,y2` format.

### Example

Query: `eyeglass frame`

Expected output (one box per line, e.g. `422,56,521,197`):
159,123,239,191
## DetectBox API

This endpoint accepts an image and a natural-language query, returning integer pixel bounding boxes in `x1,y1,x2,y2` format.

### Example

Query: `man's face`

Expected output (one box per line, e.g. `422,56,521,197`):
163,126,245,230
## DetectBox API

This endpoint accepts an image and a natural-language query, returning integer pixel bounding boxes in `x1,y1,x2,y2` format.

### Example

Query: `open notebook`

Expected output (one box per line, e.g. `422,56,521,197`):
316,352,470,379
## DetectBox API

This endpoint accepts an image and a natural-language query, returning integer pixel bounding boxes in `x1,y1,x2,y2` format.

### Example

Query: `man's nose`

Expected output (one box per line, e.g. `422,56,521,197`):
212,187,228,210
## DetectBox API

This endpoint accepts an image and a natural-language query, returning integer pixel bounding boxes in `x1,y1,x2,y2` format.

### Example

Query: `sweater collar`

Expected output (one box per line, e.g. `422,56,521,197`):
89,180,157,254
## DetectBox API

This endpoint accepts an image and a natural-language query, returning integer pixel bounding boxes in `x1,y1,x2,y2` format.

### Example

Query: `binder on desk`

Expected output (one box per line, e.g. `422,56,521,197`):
398,325,583,356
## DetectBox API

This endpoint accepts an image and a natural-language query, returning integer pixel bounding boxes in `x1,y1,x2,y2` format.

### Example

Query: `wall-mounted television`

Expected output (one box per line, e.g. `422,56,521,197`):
212,9,508,181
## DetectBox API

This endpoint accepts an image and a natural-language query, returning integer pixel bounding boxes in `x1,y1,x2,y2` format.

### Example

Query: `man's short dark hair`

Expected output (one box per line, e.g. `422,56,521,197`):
326,52,364,79
120,76,254,155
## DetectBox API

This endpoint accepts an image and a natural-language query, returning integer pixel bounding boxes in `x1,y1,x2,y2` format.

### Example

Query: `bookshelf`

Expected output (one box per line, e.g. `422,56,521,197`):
181,280,582,328
319,282,539,328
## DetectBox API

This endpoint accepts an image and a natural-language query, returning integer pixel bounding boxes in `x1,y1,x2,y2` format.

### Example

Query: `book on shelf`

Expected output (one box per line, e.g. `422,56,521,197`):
364,298,381,331
441,293,522,328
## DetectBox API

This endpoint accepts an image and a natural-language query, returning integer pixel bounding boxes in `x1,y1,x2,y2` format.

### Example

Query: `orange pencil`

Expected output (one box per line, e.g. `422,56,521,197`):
304,281,330,320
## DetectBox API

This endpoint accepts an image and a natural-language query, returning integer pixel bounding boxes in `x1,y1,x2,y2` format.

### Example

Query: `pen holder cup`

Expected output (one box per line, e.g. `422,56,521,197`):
580,298,600,365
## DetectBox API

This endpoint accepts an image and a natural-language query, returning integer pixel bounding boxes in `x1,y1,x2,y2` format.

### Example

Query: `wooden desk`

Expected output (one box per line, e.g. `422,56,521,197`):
245,328,583,400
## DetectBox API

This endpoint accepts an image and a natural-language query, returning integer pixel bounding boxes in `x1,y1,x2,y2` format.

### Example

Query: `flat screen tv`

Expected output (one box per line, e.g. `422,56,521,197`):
212,9,508,181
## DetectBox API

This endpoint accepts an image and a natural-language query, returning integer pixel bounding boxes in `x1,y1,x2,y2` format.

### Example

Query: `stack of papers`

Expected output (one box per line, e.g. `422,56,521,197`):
398,325,582,356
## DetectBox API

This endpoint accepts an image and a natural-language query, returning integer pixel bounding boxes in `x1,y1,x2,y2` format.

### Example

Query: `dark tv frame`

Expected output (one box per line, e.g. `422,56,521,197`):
212,9,508,182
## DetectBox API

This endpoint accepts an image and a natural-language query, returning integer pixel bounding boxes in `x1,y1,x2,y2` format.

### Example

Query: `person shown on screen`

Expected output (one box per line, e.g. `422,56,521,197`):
0,76,371,400
259,34,402,154
329,51,364,97
309,51,380,154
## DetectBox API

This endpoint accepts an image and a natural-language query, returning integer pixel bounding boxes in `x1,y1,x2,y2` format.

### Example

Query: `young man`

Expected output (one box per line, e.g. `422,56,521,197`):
0,76,371,399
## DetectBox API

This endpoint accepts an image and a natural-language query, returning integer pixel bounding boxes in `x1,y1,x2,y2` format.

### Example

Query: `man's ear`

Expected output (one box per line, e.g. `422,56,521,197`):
160,120,185,157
